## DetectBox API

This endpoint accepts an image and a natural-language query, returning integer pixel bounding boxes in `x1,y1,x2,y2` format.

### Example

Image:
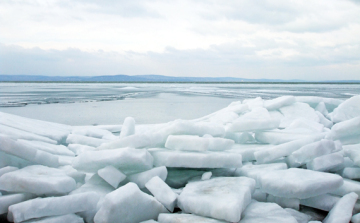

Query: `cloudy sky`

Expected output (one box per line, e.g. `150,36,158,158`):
1,0,360,80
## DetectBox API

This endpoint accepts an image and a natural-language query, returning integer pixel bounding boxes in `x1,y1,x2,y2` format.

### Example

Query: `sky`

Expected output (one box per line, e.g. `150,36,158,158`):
0,0,360,80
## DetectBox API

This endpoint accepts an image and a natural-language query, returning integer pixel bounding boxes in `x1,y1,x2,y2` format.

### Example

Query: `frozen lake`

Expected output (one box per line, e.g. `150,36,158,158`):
1,82,360,125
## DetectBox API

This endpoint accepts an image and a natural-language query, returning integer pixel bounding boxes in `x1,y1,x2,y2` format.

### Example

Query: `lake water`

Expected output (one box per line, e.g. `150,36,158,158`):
1,82,360,126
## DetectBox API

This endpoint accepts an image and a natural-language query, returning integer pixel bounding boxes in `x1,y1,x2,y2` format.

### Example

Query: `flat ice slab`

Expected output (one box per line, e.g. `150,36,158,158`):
94,182,168,223
158,213,228,223
149,148,242,168
259,168,343,199
177,177,255,222
240,200,297,223
0,165,76,195
8,192,99,222
19,214,84,223
72,147,153,173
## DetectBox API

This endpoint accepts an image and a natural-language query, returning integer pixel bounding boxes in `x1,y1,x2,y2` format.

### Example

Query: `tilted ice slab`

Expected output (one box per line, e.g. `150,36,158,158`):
67,144,96,156
226,144,272,162
286,139,339,167
20,214,84,223
8,192,99,223
18,139,75,156
285,208,312,223
330,178,360,197
128,166,167,189
66,134,109,147
72,147,153,173
258,168,343,199
0,112,71,142
0,193,34,215
263,96,296,111
145,176,178,212
97,134,153,150
327,116,360,140
306,152,344,172
177,177,255,222
279,102,320,128
119,117,136,138
0,165,76,195
0,135,60,167
239,200,297,223
323,192,358,223
227,107,280,132
158,213,228,223
0,124,56,144
267,194,300,210
97,165,126,189
165,135,234,152
94,182,168,223
255,129,325,145
300,193,340,211
149,148,242,169
330,95,360,123
295,96,342,112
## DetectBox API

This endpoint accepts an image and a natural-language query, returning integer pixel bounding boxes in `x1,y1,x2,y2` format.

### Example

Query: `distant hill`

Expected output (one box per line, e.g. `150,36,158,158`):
0,74,359,83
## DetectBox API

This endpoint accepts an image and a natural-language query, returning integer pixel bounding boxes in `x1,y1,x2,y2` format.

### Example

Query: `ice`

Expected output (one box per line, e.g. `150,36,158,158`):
330,179,360,197
0,166,18,177
140,220,159,223
59,165,86,184
342,167,360,179
286,118,324,132
234,163,287,187
0,193,34,215
8,192,99,222
239,200,297,223
263,96,296,110
267,194,300,210
72,147,153,173
316,111,333,128
120,117,135,138
158,213,227,223
145,176,178,212
66,134,108,147
286,139,339,167
252,189,267,202
243,97,264,109
224,131,254,144
128,166,167,189
94,182,167,223
327,116,360,141
97,165,126,188
97,134,152,150
72,127,115,140
259,168,343,199
352,213,360,223
0,165,76,195
227,107,280,132
254,136,323,164
177,177,255,222
295,96,342,112
285,208,312,223
255,129,325,145
201,172,212,180
0,135,60,167
0,150,33,169
306,152,344,172
315,101,329,116
21,214,84,223
67,144,96,156
18,139,75,156
165,135,234,152
330,95,360,123
149,148,242,169
300,193,339,211
0,112,71,142
323,192,358,223
227,144,271,162
279,102,320,127
0,124,57,144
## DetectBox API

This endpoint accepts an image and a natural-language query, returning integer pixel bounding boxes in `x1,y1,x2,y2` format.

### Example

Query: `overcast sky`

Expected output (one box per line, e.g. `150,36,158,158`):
1,0,360,80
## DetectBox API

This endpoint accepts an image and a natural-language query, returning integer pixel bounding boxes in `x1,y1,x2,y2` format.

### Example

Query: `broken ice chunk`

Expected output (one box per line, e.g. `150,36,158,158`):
279,102,320,127
352,213,360,223
341,167,360,179
306,152,344,172
97,165,126,188
0,193,34,215
0,166,18,177
330,178,360,197
177,177,255,222
66,134,108,147
97,134,152,150
300,193,339,211
145,176,178,212
330,95,360,123
201,172,212,180
0,135,60,167
128,166,167,189
149,148,242,169
267,194,300,210
285,208,312,223
227,107,280,132
120,117,135,138
8,192,99,222
263,96,296,111
240,200,297,223
0,124,57,144
20,214,84,223
255,129,325,145
158,213,227,223
18,139,75,157
286,139,339,167
323,192,358,223
258,168,343,199
67,144,96,156
0,165,76,196
165,135,209,151
72,147,153,173
94,182,167,223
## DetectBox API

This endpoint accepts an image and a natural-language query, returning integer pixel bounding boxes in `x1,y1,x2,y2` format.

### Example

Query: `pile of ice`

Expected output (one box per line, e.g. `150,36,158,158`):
1,95,360,223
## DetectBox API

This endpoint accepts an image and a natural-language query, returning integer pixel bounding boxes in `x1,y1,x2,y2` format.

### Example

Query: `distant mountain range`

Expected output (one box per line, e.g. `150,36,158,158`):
0,74,359,83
